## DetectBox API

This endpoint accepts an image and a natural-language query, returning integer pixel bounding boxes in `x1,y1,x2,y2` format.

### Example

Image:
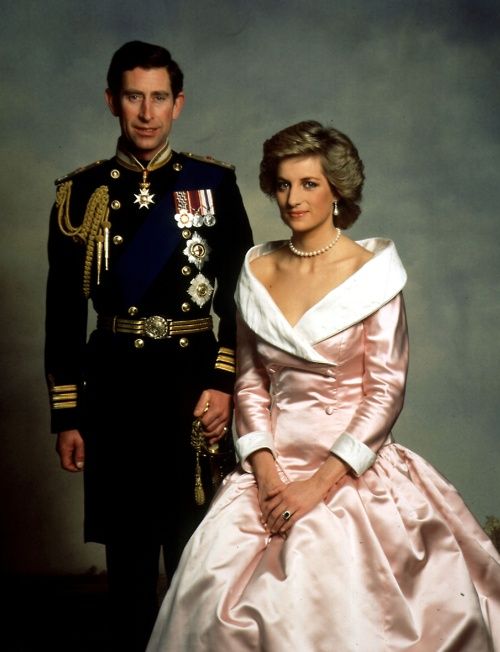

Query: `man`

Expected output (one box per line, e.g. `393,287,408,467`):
45,40,253,651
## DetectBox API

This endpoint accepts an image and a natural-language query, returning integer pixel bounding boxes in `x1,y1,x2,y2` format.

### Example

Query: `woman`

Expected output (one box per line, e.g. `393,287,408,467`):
147,121,500,651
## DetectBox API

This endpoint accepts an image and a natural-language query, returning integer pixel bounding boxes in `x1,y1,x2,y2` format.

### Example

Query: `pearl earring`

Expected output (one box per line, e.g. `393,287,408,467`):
333,200,339,217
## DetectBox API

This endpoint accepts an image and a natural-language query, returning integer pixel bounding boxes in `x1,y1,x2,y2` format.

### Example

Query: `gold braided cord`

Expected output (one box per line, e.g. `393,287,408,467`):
56,183,110,297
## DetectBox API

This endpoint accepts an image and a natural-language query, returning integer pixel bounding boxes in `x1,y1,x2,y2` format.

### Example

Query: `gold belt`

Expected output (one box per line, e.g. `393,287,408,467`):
97,315,213,340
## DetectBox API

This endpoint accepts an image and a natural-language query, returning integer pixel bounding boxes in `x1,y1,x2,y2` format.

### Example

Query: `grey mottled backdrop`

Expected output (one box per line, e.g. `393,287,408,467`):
1,0,499,574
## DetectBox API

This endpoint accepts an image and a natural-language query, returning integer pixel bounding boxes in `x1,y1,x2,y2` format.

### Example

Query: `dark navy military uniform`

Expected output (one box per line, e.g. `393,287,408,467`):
45,143,253,649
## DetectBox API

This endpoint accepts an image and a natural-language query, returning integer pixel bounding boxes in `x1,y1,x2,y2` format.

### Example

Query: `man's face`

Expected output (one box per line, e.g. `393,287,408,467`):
106,66,184,160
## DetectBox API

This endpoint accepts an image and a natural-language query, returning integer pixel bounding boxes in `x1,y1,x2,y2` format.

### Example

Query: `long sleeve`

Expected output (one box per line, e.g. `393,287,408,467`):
331,292,409,476
209,170,253,393
234,314,276,471
44,203,89,433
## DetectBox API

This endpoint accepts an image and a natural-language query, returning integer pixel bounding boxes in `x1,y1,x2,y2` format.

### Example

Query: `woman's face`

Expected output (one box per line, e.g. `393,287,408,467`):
275,155,336,233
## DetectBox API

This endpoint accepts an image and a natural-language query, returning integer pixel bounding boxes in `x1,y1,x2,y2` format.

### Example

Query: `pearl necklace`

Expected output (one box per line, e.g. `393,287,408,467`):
288,227,341,257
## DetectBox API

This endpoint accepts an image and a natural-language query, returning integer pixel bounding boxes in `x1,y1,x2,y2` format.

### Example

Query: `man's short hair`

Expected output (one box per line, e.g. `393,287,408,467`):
107,40,184,98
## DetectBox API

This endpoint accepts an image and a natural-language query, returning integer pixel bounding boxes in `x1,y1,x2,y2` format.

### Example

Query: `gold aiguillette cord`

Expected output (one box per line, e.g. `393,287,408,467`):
191,418,207,506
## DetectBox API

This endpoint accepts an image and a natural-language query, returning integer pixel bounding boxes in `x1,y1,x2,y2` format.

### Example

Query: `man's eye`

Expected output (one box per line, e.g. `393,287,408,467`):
153,95,168,102
127,94,141,102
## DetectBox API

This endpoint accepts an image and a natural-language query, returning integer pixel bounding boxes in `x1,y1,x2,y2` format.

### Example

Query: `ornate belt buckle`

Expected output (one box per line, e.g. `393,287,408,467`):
143,316,171,339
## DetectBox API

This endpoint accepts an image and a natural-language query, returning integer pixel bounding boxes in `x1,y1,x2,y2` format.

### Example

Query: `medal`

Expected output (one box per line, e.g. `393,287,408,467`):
183,232,210,269
174,189,216,227
118,143,172,209
134,170,155,209
188,273,214,307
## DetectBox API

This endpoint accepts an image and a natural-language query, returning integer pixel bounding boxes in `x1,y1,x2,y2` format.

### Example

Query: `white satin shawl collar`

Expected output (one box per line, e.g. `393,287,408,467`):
235,238,407,364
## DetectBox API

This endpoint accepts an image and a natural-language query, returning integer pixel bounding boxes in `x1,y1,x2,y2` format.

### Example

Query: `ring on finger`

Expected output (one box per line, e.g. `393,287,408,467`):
281,509,292,521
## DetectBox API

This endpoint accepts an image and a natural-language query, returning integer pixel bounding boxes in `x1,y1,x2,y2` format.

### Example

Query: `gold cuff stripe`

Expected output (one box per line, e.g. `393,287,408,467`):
52,392,78,401
50,384,78,394
50,384,78,409
52,402,78,410
215,362,235,373
216,354,234,365
218,347,235,357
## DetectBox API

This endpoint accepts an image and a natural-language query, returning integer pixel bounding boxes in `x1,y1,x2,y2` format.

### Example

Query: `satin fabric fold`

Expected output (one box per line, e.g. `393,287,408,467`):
148,443,500,651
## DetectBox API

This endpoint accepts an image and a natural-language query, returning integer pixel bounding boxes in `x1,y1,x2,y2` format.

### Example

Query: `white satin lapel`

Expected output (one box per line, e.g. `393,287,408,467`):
235,238,407,363
235,242,331,364
294,238,407,344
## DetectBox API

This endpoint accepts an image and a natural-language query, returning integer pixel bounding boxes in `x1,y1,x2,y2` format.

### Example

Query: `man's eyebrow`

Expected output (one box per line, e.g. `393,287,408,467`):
122,88,170,94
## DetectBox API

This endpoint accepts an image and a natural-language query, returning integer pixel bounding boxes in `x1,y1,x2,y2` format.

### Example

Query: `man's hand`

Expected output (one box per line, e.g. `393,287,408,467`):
56,429,85,472
193,389,232,445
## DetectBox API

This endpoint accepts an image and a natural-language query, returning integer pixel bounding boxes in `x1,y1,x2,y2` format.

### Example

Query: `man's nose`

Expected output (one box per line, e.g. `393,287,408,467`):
139,98,152,121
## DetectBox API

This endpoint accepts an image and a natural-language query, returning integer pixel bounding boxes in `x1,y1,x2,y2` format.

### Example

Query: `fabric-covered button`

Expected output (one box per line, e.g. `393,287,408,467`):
325,406,335,415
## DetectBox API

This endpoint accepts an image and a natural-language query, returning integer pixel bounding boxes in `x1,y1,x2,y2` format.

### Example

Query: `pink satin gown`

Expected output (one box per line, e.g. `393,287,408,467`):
147,239,500,652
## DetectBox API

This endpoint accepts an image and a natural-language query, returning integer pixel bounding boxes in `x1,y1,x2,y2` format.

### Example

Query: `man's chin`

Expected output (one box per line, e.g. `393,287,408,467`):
126,137,164,160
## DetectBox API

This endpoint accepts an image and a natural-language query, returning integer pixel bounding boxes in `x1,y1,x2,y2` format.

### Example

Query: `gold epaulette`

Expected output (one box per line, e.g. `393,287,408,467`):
181,151,235,170
54,160,106,185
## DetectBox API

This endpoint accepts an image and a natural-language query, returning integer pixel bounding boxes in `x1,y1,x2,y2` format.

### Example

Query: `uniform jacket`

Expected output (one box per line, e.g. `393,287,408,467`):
45,142,253,434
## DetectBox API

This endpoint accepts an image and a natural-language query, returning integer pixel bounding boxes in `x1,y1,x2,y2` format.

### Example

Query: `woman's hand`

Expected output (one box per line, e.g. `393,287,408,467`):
257,475,287,526
264,455,350,536
264,477,327,536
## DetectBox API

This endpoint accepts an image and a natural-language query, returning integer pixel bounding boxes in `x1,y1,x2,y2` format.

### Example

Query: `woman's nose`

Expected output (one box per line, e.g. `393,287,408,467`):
287,185,301,207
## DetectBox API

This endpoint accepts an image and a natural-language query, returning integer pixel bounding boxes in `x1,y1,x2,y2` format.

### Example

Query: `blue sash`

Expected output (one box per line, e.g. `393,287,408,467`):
113,190,180,306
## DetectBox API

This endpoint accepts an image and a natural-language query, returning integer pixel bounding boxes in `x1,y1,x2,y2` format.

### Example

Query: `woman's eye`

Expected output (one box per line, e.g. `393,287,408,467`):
304,181,318,189
276,181,289,191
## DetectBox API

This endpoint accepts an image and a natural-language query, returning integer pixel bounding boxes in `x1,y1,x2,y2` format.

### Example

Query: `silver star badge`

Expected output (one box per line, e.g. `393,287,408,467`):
188,273,214,307
134,187,155,209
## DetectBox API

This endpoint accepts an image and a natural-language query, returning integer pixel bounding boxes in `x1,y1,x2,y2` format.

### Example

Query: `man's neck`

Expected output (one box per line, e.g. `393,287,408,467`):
116,138,172,171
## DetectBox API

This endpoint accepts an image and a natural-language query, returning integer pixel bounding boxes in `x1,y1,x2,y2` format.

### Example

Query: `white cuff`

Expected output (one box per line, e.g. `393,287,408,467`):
330,432,377,477
235,431,276,473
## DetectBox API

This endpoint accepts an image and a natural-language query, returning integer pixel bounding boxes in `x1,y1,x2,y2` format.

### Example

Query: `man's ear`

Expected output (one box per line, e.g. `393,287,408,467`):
172,91,185,121
105,88,119,117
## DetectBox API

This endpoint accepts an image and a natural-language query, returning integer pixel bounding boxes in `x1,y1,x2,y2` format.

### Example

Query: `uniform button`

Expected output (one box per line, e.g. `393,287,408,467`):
182,229,192,239
128,306,139,316
181,265,192,276
181,302,191,313
173,162,182,172
179,337,189,348
113,235,124,245
111,200,121,210
325,406,335,415
134,338,145,349
110,169,120,179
